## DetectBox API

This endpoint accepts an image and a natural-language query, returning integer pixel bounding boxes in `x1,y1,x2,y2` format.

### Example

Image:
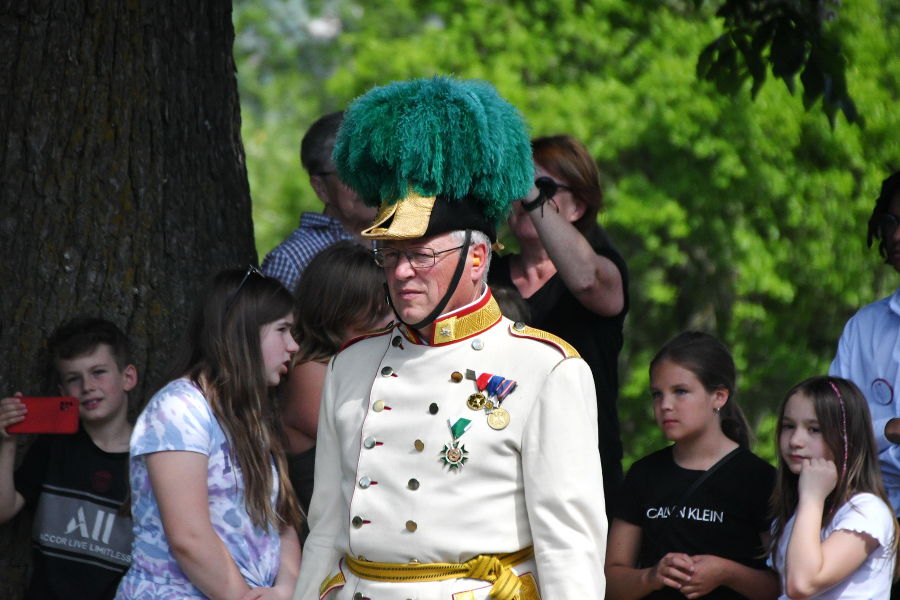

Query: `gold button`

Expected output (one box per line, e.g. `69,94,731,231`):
450,371,463,382
406,520,417,532
414,439,425,452
381,366,394,377
373,400,385,412
407,478,420,490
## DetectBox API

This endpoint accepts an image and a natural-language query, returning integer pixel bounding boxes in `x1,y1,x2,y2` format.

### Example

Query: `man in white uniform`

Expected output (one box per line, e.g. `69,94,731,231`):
293,76,607,600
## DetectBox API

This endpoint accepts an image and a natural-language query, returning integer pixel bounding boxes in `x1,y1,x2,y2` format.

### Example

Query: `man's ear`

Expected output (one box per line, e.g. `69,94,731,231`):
470,243,488,280
310,175,331,205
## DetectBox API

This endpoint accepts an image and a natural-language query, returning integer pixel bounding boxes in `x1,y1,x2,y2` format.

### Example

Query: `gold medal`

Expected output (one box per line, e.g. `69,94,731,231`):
467,392,487,411
487,407,510,430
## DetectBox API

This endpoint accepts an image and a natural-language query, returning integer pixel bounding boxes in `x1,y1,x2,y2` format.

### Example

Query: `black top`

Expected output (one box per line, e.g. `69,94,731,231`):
616,445,776,599
489,227,629,498
15,428,132,600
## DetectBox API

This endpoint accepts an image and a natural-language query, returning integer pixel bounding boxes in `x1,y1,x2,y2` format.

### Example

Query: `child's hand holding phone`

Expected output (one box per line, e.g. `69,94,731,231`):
0,393,28,437
1,393,79,435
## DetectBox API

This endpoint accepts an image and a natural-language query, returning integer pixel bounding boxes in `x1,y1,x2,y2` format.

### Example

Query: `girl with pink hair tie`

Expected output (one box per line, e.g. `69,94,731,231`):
770,376,898,599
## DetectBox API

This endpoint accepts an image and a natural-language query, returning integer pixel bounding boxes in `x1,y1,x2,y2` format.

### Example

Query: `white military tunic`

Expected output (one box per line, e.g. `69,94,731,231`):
294,291,607,600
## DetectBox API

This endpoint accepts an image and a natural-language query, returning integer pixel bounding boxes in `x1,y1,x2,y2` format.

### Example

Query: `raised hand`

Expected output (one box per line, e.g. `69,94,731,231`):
0,394,26,439
797,457,838,504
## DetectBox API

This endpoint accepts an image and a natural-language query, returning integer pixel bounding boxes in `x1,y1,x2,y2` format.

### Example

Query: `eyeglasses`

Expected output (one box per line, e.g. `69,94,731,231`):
373,245,466,269
877,213,899,238
226,265,266,312
534,176,571,199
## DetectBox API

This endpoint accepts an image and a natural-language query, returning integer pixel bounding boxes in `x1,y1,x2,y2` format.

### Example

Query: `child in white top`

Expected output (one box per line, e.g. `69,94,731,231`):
770,376,897,599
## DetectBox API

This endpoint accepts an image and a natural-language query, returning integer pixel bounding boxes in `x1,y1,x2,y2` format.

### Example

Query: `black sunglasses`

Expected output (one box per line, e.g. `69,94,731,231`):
522,176,572,213
534,176,571,199
877,213,899,239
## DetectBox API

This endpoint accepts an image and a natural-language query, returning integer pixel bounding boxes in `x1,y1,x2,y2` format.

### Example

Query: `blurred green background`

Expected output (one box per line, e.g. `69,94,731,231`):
233,0,900,469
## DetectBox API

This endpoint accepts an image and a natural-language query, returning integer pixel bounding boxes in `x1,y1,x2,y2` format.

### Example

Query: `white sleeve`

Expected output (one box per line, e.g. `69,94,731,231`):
521,356,607,599
293,359,345,600
828,493,895,550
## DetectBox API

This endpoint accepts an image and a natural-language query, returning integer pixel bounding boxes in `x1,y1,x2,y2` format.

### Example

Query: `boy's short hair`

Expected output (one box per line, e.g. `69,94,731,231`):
47,317,133,374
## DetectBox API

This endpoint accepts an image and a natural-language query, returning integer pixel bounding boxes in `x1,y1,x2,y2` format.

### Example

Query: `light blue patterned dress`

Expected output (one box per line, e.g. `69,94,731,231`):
115,378,281,599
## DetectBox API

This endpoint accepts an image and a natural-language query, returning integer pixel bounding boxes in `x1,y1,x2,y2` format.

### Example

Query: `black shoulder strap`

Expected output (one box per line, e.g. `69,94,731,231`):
674,446,742,510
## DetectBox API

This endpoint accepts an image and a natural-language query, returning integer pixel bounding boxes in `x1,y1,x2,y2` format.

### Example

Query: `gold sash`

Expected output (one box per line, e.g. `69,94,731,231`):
341,546,534,600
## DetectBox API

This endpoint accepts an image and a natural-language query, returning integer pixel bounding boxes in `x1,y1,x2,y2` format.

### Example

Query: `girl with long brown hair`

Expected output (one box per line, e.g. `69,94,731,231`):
770,376,897,599
117,267,303,599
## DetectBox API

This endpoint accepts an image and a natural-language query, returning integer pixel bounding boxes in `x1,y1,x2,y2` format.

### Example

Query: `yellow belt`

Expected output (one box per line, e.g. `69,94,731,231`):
341,546,534,600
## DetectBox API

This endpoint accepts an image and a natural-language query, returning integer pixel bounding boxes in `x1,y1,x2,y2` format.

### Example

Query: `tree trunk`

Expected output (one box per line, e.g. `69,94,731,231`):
0,1,255,595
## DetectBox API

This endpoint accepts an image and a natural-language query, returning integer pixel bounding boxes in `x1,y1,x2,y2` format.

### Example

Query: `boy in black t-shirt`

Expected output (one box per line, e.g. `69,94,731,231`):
0,318,138,600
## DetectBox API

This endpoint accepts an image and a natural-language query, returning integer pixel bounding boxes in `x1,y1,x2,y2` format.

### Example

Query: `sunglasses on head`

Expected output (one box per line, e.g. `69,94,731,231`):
225,265,266,313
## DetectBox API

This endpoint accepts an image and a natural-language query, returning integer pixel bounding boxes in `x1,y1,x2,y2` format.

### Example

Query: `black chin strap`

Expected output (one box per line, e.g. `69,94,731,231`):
386,229,473,332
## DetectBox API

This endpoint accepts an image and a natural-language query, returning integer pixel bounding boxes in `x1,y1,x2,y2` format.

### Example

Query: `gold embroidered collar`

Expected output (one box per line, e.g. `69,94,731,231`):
401,291,502,346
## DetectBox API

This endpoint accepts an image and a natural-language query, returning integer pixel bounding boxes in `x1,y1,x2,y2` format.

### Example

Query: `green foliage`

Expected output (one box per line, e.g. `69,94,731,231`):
696,0,860,126
234,0,900,468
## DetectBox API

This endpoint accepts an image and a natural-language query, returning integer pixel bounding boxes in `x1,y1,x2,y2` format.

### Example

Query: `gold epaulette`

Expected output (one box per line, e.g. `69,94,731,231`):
508,322,580,358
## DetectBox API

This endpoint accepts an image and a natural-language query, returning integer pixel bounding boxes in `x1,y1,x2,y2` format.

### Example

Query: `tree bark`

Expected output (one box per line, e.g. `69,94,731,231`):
0,1,255,595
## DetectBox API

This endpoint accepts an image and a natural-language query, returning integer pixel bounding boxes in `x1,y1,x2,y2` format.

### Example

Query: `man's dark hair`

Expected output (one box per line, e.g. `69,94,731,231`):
47,317,132,373
300,111,344,175
867,170,900,260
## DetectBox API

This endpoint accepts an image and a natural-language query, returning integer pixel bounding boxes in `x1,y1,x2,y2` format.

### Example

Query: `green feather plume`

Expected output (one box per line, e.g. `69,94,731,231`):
333,76,533,222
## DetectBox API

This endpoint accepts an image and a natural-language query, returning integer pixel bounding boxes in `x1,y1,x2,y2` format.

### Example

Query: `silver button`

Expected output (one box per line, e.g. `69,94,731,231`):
359,476,372,488
381,366,394,377
407,478,420,490
373,400,385,412
363,436,377,449
513,321,526,331
352,516,364,528
392,336,402,347
471,338,484,350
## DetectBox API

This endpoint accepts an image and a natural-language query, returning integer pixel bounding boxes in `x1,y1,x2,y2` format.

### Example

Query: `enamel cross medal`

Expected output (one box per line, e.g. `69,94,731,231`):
440,418,472,471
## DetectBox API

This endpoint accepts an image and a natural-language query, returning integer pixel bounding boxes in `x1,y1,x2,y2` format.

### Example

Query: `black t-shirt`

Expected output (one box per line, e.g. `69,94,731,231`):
489,228,629,492
14,428,132,600
616,445,776,599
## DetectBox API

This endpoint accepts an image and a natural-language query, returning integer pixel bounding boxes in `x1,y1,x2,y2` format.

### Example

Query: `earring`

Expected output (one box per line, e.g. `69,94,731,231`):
472,256,481,266
713,407,721,415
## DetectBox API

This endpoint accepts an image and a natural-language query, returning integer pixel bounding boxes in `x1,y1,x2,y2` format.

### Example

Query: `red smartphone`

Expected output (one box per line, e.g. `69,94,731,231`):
6,397,80,434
